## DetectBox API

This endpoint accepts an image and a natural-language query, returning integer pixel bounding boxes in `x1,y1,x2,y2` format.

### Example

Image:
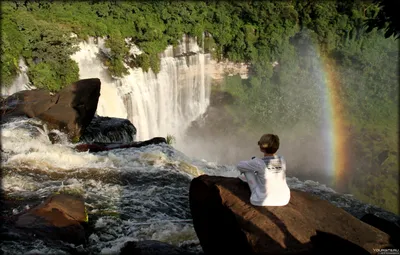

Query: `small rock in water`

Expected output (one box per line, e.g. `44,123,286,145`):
15,194,88,245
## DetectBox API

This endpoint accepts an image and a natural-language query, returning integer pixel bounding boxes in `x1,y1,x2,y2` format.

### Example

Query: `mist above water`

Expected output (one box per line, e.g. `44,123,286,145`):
179,40,338,187
181,120,332,184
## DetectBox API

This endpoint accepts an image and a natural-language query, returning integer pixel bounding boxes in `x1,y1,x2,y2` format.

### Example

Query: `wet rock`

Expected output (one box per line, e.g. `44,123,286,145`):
80,116,137,143
15,194,87,245
48,131,64,144
36,78,100,140
189,175,394,255
0,89,55,122
1,78,101,141
75,137,167,152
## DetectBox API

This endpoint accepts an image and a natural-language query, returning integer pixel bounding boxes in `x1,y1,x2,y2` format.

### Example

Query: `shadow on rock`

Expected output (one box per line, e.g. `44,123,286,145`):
189,175,395,254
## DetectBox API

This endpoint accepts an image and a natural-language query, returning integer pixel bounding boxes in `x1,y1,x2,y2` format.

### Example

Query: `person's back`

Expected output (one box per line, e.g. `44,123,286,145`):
237,134,290,206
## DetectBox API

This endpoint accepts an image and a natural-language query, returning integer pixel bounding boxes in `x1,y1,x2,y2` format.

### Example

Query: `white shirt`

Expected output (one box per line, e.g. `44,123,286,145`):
237,155,290,206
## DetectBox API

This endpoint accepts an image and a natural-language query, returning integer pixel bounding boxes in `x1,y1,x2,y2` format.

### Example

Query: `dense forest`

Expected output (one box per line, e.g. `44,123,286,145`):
1,1,398,214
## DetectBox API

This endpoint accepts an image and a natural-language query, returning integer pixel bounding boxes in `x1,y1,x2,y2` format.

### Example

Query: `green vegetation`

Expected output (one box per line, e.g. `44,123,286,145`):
166,134,176,145
0,1,398,213
1,1,389,90
1,1,214,90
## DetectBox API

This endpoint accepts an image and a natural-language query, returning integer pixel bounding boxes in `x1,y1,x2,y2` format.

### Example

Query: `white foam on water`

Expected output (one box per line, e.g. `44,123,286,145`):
1,119,115,171
150,222,197,246
97,236,136,255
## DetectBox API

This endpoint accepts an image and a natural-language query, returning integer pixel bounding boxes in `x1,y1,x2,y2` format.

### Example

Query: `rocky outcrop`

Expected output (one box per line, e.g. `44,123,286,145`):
36,78,101,140
209,60,249,82
1,89,56,120
1,78,101,140
15,194,88,245
75,137,167,152
189,175,394,255
361,214,400,248
80,116,137,143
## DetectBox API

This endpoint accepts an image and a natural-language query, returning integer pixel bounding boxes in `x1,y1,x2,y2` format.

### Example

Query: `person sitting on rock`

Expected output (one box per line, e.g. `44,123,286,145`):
237,133,290,206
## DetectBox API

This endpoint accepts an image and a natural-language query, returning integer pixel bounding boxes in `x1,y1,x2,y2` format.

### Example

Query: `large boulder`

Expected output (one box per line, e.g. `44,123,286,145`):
15,194,88,245
0,89,55,120
36,78,101,140
80,116,137,143
1,78,101,140
189,175,394,255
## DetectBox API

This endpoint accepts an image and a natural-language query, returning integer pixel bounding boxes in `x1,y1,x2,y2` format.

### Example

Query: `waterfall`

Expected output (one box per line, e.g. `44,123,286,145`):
1,58,32,97
70,39,128,120
71,36,212,145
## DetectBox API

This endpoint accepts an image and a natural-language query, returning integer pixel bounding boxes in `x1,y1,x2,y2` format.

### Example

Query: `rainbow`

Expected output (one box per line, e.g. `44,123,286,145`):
317,51,350,189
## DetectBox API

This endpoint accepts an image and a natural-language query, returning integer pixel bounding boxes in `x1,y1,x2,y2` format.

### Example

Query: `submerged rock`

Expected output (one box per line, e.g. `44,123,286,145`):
15,194,88,245
189,175,394,255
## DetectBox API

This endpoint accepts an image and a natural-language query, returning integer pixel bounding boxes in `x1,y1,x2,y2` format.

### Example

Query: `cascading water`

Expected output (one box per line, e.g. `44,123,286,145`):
71,35,211,145
1,59,33,97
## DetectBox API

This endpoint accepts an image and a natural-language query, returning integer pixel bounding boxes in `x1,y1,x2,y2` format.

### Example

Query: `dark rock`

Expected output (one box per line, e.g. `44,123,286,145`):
0,89,55,122
75,137,167,152
36,78,100,140
80,116,137,143
189,175,393,255
361,214,400,248
15,194,87,245
120,240,200,255
48,131,64,144
1,78,101,140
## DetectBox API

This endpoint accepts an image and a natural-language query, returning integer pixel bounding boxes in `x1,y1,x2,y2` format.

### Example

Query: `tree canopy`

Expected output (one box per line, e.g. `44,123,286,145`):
1,0,396,90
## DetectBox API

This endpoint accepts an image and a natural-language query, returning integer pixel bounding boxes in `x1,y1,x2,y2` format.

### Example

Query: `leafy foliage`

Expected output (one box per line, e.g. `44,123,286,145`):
103,32,129,77
166,134,175,145
365,0,400,39
2,1,396,88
